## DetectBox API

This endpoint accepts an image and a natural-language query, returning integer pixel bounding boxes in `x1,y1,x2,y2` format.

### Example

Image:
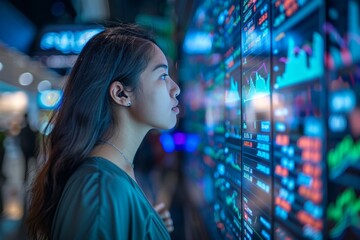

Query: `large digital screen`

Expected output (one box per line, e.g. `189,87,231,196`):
180,0,360,239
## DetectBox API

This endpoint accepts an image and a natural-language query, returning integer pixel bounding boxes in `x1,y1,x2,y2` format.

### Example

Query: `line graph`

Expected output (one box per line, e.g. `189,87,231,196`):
243,62,270,102
327,135,360,179
225,76,241,107
327,188,360,239
225,190,242,221
274,32,324,88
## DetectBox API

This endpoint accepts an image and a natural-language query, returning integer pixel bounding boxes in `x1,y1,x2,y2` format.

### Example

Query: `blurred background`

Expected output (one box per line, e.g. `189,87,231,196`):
1,0,360,240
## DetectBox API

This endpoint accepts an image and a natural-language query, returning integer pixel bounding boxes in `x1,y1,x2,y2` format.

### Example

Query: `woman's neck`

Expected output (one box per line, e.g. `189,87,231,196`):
90,145,136,179
89,123,150,179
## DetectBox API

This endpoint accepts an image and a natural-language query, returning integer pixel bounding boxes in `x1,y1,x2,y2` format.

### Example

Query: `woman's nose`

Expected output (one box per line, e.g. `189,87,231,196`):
172,81,180,98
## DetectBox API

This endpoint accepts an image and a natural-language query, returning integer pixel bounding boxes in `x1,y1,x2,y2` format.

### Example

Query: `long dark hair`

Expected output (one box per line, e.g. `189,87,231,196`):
26,23,156,239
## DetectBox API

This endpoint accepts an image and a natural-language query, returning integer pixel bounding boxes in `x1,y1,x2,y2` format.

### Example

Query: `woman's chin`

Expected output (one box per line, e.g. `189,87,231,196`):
158,121,178,131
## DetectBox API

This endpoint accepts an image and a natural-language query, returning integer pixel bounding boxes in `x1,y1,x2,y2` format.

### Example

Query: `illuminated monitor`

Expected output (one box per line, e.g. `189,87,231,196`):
180,0,360,240
32,24,103,75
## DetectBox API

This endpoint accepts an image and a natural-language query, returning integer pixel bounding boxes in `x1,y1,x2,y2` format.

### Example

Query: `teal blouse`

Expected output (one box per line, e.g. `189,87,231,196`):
51,157,170,240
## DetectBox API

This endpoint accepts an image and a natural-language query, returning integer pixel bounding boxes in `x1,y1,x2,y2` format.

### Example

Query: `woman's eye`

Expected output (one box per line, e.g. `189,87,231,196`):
161,74,168,80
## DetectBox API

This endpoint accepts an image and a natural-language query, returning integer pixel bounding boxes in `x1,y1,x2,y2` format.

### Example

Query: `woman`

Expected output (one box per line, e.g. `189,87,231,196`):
26,23,180,239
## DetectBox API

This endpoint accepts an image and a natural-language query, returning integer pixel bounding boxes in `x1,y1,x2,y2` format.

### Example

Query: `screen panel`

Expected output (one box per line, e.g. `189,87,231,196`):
241,1,272,239
271,1,326,239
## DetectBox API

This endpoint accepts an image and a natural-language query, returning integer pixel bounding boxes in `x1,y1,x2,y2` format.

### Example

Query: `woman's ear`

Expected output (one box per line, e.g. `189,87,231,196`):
109,81,132,107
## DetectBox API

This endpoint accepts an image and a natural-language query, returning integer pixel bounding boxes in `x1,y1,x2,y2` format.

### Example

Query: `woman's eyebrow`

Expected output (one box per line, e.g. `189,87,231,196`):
152,64,168,72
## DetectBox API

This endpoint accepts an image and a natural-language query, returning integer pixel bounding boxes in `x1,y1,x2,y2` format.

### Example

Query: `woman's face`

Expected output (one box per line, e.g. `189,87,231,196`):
129,44,180,130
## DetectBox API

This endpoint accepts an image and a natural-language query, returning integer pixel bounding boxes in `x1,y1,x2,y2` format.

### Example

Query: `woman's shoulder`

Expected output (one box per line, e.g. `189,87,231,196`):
54,157,137,224
71,157,131,179
66,156,135,192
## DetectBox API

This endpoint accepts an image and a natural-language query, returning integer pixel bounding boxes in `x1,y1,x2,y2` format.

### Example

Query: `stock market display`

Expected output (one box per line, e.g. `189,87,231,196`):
180,0,360,239
272,1,325,239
